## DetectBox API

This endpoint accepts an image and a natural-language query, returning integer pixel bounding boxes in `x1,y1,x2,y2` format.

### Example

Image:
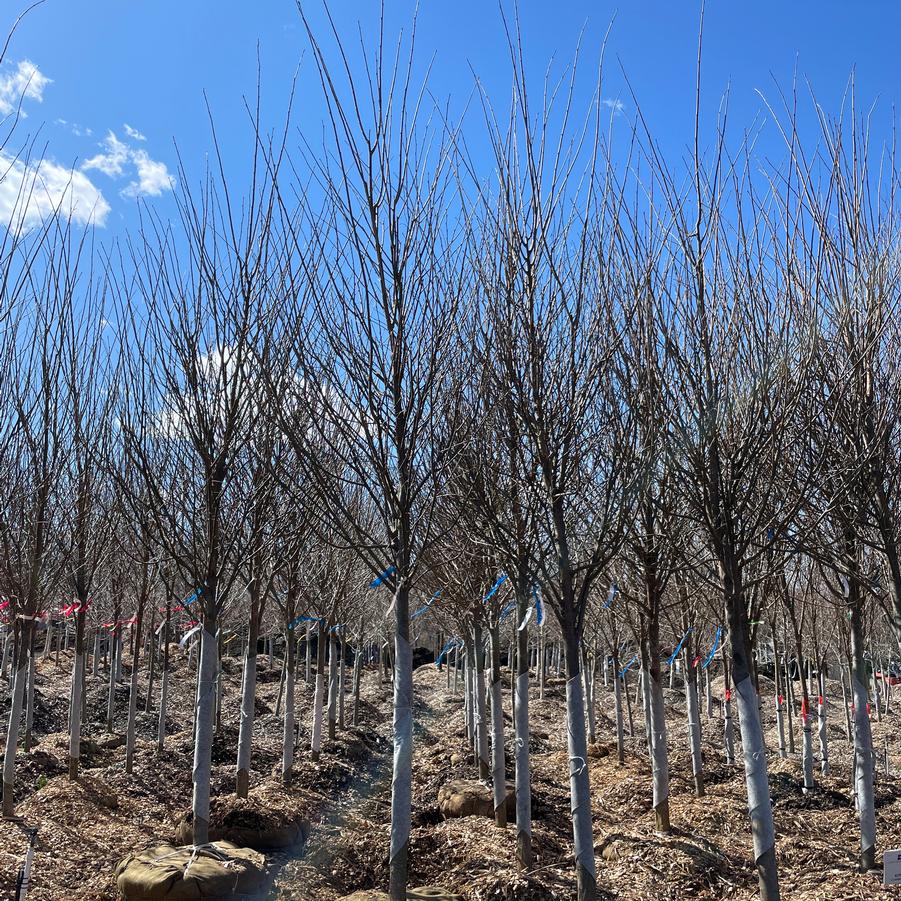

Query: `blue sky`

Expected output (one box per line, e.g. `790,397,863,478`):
5,1,901,237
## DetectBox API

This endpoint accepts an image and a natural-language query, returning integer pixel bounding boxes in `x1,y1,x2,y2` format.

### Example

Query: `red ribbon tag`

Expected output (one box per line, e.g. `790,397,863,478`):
724,689,732,701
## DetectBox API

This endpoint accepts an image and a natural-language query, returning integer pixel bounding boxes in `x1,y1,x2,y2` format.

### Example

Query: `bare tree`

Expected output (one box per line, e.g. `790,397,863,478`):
480,29,635,898
235,399,279,798
445,370,542,864
267,9,468,896
652,89,818,901
55,246,117,779
616,219,688,832
114,113,283,840
0,265,65,815
763,87,901,869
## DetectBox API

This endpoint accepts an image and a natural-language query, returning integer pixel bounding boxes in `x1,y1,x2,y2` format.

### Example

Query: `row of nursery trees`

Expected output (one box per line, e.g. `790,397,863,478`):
3,13,901,901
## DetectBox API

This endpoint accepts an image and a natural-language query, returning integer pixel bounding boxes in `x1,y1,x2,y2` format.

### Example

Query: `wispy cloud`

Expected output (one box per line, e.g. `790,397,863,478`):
602,97,625,116
0,60,51,117
82,130,130,177
123,123,146,142
82,129,175,198
55,118,93,138
0,152,109,234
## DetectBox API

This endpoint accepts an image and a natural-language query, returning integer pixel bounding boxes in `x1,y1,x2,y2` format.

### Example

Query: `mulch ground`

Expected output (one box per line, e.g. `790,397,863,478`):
2,647,900,900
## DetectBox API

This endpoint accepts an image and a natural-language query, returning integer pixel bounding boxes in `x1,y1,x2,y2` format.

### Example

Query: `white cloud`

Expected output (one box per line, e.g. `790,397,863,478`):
55,118,92,138
0,152,109,234
602,98,625,116
123,123,146,141
122,148,174,198
152,346,244,440
82,130,130,177
0,60,51,117
82,130,175,199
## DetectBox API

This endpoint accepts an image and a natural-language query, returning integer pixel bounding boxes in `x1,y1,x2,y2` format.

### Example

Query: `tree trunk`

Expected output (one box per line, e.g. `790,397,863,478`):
0,630,9,685
157,610,170,753
794,636,814,792
235,620,258,798
817,666,829,776
191,623,218,844
538,624,546,701
463,643,473,744
452,643,460,695
2,620,32,817
24,636,36,752
145,609,156,714
311,621,325,761
68,608,87,779
339,630,346,730
623,668,635,737
388,572,414,901
488,623,507,828
114,629,123,683
125,610,144,773
461,647,469,734
612,649,625,765
305,623,312,684
352,619,364,727
282,626,295,785
92,629,100,678
583,646,597,744
870,664,882,722
640,663,652,757
647,620,670,833
158,656,169,753
684,652,704,796
725,562,779,900
563,629,596,901
106,627,117,733
514,590,533,869
327,630,338,742
784,648,796,754
473,620,490,780
850,602,876,871
215,632,224,734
